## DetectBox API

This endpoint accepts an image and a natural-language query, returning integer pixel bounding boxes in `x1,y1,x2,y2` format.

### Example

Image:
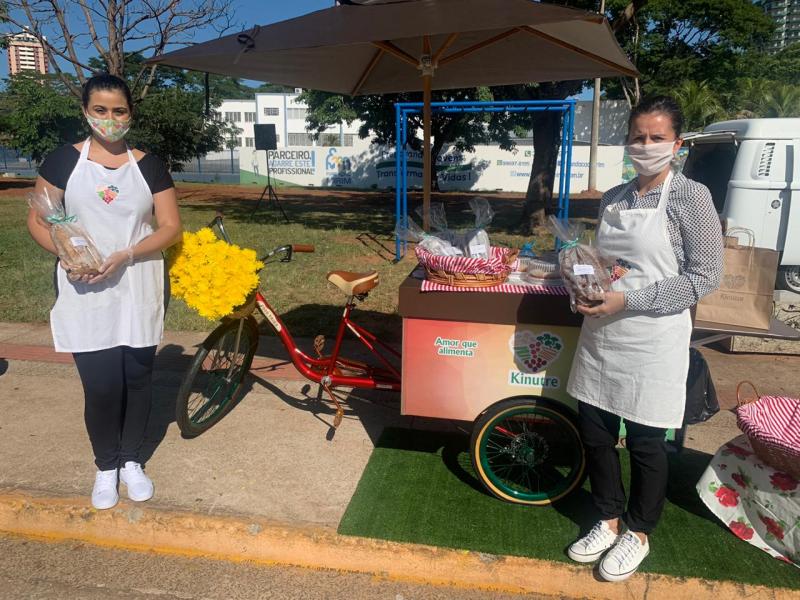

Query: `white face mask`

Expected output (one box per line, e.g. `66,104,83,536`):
626,141,677,176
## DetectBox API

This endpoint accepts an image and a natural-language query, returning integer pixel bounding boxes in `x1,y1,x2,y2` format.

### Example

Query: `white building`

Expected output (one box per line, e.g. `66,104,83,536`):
217,99,257,149
254,92,366,149
213,92,366,154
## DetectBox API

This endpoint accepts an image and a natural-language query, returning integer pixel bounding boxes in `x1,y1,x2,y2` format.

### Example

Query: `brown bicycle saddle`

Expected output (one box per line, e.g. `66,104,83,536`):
327,270,380,296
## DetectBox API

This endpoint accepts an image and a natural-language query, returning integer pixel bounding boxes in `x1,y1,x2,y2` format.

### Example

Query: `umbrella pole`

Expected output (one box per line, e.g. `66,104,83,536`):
423,73,432,231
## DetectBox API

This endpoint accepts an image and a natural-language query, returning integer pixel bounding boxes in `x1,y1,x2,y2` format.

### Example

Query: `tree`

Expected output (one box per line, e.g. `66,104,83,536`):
299,87,494,192
1,0,235,100
672,80,723,132
127,87,233,171
489,82,585,230
604,0,774,103
762,84,800,118
0,73,85,162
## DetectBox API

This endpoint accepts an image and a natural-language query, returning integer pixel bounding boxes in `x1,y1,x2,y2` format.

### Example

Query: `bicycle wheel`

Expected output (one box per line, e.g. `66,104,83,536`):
471,397,586,505
176,316,259,438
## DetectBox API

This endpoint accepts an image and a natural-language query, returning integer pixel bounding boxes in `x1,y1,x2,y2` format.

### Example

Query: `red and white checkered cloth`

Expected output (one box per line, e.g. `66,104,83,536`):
421,280,568,295
737,395,800,456
415,245,514,275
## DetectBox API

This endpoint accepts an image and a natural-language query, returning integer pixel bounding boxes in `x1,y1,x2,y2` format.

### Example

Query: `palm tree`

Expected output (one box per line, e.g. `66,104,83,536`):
673,81,723,132
731,78,770,119
762,84,800,118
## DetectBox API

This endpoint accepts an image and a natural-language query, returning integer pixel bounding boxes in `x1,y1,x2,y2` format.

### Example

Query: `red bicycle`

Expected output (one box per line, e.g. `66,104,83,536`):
175,214,401,438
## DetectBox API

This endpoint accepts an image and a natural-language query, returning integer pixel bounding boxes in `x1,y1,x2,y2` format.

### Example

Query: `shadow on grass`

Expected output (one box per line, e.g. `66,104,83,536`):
176,188,600,238
0,179,35,192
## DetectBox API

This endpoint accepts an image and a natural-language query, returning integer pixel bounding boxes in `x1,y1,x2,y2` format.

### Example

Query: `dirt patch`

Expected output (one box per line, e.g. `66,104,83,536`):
0,178,35,198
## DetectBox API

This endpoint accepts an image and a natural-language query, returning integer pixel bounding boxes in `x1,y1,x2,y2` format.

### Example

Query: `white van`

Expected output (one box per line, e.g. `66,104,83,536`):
682,118,800,293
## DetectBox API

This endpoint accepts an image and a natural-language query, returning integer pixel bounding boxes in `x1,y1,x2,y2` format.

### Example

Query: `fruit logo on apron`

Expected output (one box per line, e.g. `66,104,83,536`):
96,184,120,204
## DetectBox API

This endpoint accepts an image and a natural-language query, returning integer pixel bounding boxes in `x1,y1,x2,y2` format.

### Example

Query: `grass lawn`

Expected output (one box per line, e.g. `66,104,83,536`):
1,180,577,342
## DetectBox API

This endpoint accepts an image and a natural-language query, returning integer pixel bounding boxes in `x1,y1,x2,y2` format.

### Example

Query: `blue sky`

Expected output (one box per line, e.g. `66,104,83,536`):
1,0,334,80
2,0,591,98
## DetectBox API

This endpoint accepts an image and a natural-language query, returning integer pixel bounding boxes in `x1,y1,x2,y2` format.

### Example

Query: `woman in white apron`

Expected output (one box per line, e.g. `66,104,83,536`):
27,74,182,510
565,97,723,581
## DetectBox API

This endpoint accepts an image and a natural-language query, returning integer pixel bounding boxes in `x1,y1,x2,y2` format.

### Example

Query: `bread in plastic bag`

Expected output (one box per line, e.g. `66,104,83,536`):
28,189,104,276
547,216,615,312
394,217,463,256
415,198,493,259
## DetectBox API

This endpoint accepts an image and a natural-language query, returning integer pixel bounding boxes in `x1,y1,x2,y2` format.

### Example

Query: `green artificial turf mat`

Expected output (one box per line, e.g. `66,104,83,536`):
338,428,799,589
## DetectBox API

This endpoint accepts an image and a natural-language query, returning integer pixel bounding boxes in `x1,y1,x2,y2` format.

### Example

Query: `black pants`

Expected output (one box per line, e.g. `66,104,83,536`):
578,402,669,534
73,346,157,471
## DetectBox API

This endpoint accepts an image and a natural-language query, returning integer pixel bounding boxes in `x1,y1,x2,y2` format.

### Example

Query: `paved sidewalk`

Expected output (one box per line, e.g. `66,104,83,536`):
0,321,797,599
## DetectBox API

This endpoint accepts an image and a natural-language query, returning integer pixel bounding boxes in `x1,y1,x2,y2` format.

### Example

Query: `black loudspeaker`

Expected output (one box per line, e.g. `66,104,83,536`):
254,124,277,151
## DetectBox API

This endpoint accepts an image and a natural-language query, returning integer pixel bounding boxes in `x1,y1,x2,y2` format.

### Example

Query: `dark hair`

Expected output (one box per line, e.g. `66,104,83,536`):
628,95,684,139
81,73,134,113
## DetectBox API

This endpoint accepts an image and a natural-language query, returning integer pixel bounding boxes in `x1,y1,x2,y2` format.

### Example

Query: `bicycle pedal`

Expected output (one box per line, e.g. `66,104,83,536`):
313,335,325,357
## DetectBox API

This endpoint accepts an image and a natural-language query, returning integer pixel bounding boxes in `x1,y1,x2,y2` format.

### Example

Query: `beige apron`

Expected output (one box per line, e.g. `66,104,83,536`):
567,171,691,428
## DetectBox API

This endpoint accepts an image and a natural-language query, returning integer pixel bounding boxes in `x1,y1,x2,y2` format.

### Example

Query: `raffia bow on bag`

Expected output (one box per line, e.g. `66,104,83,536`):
695,228,779,330
736,381,800,479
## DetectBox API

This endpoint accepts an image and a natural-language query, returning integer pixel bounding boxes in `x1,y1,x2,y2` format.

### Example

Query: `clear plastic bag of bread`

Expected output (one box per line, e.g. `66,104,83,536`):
547,216,616,312
416,199,493,259
394,217,463,256
28,189,104,276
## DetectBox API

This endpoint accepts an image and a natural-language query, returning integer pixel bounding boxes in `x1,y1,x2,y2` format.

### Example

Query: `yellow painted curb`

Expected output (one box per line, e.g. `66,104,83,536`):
0,489,794,600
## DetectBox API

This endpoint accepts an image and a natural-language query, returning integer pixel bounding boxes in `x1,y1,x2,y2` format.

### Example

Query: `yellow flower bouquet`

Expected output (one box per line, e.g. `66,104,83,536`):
167,228,264,321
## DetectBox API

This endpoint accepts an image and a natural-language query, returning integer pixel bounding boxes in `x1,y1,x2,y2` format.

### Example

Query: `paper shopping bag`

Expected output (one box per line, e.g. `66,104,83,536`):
695,229,779,330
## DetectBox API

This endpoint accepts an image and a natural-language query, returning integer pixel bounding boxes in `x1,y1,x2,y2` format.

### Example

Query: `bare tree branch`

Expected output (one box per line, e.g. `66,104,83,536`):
2,0,237,99
77,0,111,70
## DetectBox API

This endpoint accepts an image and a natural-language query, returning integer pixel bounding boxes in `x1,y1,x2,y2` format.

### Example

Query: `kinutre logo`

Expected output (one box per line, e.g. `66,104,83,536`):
506,332,564,389
508,331,563,374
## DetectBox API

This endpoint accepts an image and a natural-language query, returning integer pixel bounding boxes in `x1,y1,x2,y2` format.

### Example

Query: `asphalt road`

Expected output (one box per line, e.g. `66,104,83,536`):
0,534,557,600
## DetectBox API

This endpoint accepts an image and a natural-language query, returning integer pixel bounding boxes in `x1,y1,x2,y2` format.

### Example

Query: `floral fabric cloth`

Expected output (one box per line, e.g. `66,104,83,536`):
697,434,799,567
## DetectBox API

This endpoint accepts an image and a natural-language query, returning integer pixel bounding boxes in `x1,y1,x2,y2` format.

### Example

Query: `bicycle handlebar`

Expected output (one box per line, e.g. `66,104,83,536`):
209,213,312,262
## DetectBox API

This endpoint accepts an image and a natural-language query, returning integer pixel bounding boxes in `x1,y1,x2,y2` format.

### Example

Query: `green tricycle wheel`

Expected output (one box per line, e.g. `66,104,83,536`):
470,397,586,505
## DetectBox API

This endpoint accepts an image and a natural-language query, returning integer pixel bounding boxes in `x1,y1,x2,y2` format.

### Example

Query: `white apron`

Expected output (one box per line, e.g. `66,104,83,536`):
566,171,692,429
50,139,164,353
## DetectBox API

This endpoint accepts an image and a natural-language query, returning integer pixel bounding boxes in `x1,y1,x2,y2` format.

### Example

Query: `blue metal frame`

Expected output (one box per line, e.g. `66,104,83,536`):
394,99,577,260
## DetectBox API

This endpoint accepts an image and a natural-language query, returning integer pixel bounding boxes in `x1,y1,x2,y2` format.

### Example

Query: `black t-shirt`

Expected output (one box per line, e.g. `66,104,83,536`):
39,144,174,195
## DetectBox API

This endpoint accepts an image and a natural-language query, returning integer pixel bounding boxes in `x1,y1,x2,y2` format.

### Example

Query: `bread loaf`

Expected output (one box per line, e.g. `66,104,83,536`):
50,223,104,276
559,244,613,308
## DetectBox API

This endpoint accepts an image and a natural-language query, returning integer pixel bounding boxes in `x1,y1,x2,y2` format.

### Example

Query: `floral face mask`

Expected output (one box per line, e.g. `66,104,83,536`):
85,113,131,143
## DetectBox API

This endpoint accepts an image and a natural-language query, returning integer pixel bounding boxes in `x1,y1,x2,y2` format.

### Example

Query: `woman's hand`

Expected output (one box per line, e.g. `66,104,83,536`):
86,250,129,285
59,259,93,283
576,291,626,318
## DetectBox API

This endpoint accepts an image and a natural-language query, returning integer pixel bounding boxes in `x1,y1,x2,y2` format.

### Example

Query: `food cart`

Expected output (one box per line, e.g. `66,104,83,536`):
398,271,586,506
398,267,800,507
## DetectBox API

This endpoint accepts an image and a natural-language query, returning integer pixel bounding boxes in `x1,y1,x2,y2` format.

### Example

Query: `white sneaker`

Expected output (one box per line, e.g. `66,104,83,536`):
599,530,650,582
567,520,621,563
119,461,154,502
91,469,119,510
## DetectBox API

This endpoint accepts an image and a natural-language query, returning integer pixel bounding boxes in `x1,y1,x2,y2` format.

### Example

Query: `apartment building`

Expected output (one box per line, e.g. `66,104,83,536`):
6,31,48,75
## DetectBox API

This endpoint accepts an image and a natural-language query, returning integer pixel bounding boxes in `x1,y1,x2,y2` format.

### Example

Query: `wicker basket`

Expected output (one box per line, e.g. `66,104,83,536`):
416,246,519,288
226,291,257,320
736,381,800,479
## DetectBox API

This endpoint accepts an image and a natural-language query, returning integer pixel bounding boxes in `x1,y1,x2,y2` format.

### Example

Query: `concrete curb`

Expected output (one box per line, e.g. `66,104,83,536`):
0,489,794,600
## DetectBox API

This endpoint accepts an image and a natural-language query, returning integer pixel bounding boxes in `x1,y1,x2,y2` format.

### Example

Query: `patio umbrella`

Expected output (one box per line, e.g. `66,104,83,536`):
149,0,637,227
